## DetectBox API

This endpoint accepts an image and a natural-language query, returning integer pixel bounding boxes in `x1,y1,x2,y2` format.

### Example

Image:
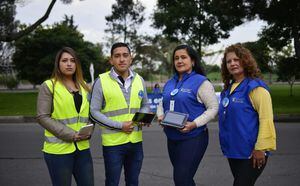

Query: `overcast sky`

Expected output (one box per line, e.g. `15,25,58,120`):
16,0,266,65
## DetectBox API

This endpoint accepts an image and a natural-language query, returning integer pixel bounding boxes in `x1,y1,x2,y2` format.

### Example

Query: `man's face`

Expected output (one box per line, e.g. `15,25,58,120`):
110,46,132,74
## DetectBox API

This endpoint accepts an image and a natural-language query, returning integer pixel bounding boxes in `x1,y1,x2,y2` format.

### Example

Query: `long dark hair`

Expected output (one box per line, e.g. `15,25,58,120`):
51,47,89,92
172,44,206,76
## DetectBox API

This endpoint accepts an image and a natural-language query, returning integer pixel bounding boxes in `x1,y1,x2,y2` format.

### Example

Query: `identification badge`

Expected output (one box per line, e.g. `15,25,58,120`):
222,97,229,107
170,89,179,96
170,100,175,111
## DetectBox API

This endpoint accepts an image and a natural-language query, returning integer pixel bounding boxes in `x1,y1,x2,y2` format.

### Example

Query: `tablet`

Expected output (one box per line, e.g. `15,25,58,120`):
78,124,94,135
161,111,188,129
132,112,155,124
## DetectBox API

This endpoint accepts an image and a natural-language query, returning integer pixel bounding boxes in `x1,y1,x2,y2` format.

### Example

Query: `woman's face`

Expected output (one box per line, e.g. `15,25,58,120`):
174,49,194,75
225,52,244,78
59,52,76,77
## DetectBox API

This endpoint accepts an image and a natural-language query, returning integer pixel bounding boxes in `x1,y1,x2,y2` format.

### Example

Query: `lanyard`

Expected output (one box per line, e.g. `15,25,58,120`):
170,72,194,98
169,72,194,111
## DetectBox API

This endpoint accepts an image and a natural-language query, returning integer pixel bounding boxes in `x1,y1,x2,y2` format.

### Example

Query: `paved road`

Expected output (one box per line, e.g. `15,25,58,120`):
0,122,299,186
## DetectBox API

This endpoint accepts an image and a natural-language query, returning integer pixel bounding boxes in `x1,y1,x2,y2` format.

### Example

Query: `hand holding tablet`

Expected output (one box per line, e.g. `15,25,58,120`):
160,111,189,129
132,112,156,125
78,123,94,136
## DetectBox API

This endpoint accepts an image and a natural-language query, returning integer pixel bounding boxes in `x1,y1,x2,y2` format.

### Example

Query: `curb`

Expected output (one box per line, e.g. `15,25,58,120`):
274,114,300,123
0,115,300,123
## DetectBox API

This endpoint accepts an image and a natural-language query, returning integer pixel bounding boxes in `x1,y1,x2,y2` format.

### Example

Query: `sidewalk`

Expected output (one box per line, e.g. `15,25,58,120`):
1,114,300,123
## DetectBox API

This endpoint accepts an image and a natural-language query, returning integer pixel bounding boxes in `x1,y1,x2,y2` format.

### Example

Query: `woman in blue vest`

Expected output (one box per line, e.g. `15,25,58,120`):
152,83,161,94
219,43,276,186
36,47,94,186
157,44,218,186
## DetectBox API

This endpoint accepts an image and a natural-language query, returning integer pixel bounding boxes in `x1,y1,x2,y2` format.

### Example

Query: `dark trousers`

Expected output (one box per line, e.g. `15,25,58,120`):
102,142,144,186
228,156,268,186
44,149,94,186
167,129,209,186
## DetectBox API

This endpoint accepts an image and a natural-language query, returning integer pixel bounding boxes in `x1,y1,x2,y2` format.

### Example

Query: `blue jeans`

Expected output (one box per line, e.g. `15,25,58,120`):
167,129,208,186
102,142,144,186
44,148,94,186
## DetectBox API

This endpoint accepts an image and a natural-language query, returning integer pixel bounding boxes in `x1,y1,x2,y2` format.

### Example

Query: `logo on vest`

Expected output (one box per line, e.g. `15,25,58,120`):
232,97,244,103
180,88,192,93
138,90,144,99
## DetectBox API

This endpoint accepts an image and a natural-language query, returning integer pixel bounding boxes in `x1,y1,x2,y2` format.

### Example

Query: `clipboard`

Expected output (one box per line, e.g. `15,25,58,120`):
132,112,155,124
161,111,188,129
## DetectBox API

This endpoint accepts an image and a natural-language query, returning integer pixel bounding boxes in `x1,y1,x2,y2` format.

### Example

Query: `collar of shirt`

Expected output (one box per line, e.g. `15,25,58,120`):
110,67,134,92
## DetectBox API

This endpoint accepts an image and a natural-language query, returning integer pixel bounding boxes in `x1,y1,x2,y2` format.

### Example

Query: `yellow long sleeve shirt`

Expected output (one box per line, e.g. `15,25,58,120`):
231,83,276,151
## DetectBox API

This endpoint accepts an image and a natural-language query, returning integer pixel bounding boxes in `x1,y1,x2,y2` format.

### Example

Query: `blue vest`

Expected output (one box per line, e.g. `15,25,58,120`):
162,72,207,140
218,78,269,159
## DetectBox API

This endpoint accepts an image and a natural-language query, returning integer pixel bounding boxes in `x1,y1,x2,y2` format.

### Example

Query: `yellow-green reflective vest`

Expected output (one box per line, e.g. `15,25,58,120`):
100,72,144,146
43,80,90,154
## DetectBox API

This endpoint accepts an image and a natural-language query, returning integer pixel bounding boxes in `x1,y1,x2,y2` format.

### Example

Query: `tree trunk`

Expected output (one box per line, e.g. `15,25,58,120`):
289,83,293,97
268,72,272,85
288,76,295,96
197,0,202,61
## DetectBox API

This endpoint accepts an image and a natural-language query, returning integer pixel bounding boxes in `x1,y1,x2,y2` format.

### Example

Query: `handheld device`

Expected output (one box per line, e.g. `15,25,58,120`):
132,112,156,124
78,124,94,135
161,111,189,129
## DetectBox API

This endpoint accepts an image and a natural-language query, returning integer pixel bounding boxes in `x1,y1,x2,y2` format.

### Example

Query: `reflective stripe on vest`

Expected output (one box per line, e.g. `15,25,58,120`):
103,108,140,117
101,125,141,134
43,80,90,154
45,136,65,143
56,116,89,125
99,72,144,146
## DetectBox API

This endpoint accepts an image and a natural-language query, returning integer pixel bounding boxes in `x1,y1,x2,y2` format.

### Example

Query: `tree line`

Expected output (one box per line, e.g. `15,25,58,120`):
0,0,299,94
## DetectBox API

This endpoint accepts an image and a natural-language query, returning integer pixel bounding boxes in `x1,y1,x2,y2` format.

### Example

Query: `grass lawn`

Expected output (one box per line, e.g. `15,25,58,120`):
207,72,222,82
207,72,278,83
0,92,37,116
0,84,299,116
270,84,300,114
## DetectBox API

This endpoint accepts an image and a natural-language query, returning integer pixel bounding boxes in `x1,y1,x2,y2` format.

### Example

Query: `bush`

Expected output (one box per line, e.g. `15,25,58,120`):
0,75,5,85
6,76,19,89
0,74,19,89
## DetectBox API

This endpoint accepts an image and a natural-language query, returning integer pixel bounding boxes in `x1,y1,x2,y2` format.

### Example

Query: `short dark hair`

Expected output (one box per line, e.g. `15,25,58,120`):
110,42,131,56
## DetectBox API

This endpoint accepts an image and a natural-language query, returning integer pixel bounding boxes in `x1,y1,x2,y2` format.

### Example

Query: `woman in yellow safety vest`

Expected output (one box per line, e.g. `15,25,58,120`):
36,47,94,186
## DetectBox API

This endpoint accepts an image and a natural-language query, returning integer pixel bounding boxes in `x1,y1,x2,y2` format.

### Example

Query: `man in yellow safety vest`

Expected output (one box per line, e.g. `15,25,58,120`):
90,42,150,186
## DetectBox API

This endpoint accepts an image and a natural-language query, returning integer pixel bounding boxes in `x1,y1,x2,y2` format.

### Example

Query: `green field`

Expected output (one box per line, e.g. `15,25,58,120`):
0,84,299,116
270,84,300,114
0,92,37,116
207,72,278,83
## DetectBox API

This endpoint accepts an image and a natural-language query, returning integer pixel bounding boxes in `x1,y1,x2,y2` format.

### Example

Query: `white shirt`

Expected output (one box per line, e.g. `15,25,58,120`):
111,68,134,92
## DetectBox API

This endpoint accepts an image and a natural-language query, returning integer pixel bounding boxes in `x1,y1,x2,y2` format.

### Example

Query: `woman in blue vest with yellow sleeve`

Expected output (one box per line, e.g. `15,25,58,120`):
157,44,218,186
36,47,94,186
219,43,276,186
